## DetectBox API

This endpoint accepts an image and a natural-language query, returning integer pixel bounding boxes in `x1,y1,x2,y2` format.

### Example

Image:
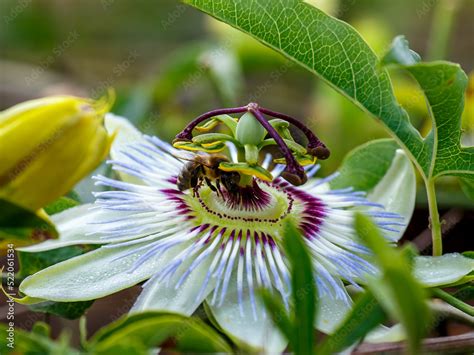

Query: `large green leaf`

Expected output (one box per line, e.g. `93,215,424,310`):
183,1,473,181
382,36,473,179
260,221,317,354
283,221,317,355
87,311,233,353
0,322,78,355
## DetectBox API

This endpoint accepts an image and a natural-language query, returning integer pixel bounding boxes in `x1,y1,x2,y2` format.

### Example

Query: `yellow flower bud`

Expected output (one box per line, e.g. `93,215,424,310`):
0,95,113,211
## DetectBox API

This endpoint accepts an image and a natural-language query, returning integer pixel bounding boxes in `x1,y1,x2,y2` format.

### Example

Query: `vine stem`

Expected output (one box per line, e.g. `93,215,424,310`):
431,288,474,317
426,178,442,256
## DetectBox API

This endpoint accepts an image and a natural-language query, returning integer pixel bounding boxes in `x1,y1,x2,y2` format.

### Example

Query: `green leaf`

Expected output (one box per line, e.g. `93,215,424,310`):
260,221,317,353
87,311,232,353
184,0,473,180
454,286,474,302
405,63,472,179
317,291,387,354
460,177,474,201
183,1,427,170
355,213,431,354
0,198,57,247
381,36,473,179
282,221,317,355
0,322,78,355
330,139,399,192
44,195,80,215
29,300,94,320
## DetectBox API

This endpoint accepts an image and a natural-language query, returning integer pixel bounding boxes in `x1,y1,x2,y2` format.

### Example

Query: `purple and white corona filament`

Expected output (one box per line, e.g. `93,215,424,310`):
18,105,410,351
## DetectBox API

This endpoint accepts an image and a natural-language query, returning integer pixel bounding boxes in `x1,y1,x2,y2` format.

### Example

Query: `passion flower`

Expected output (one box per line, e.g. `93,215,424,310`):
18,105,413,352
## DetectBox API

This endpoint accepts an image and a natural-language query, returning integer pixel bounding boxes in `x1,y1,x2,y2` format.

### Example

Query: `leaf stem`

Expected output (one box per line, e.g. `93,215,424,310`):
426,179,442,256
431,288,474,317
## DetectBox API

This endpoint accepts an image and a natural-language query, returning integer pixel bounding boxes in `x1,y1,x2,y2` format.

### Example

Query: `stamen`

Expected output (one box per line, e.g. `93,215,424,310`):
174,106,248,142
259,107,330,159
248,105,307,186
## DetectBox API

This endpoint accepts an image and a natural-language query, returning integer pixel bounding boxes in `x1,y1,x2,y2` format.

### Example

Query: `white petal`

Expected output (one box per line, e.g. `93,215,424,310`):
19,241,185,302
105,113,149,184
364,324,405,343
367,149,416,240
18,204,106,252
131,253,216,315
316,294,352,334
206,275,287,353
414,253,474,287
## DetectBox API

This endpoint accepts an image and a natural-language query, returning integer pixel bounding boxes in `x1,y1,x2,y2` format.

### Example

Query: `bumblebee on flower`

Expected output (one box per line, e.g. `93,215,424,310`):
18,103,413,351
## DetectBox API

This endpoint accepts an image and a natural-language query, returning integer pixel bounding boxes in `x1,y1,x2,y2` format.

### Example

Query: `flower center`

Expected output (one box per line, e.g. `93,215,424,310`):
180,178,319,240
173,103,330,187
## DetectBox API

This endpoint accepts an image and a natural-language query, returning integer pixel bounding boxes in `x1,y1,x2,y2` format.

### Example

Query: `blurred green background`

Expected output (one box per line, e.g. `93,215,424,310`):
0,0,473,204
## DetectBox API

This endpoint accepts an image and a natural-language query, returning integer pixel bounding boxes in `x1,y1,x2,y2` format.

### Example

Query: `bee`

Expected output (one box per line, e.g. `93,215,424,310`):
176,154,240,196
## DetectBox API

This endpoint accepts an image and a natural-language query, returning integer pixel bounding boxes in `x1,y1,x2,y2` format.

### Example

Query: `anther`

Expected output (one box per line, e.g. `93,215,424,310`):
249,108,308,186
259,107,330,160
174,106,248,142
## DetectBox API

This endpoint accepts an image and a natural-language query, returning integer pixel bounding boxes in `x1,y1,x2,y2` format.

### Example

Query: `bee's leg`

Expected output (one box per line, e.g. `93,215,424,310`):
215,179,224,197
205,177,218,195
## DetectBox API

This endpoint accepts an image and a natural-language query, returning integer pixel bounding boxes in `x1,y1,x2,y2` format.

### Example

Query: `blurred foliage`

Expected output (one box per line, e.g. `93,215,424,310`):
0,312,232,354
0,322,78,355
87,311,233,353
355,213,431,354
261,222,317,355
0,199,57,249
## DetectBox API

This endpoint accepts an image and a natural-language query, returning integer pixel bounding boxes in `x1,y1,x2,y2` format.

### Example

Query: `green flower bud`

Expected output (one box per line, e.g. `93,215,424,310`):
0,95,113,211
235,111,266,146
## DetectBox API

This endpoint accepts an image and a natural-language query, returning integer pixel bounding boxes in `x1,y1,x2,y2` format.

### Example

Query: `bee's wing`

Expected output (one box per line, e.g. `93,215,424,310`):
170,151,211,165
